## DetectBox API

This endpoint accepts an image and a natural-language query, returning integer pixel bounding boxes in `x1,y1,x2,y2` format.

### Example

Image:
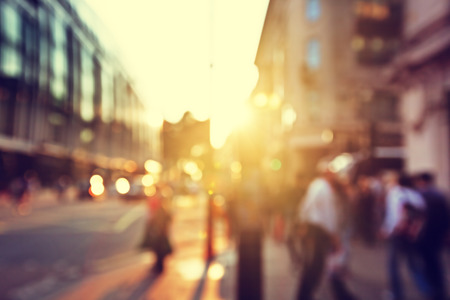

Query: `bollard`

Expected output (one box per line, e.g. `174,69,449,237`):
206,193,214,261
237,224,262,300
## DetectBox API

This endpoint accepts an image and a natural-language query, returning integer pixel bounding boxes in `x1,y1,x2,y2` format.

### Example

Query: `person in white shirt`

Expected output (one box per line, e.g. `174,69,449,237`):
381,172,430,300
296,165,357,300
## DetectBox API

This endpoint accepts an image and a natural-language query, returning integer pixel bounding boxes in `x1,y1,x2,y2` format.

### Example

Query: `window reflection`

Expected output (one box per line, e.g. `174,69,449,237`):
39,7,50,89
51,17,68,102
0,3,22,77
23,18,38,84
1,47,21,76
101,65,114,123
72,38,82,115
81,49,94,122
306,38,321,69
1,4,20,44
306,0,320,21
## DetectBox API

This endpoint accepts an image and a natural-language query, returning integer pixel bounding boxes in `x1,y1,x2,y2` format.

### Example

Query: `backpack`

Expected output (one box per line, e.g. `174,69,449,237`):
393,189,427,244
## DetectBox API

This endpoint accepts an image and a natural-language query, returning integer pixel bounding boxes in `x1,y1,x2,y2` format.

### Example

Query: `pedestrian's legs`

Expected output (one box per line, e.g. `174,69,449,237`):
155,252,164,273
296,226,329,300
405,247,431,297
388,239,403,300
329,272,358,300
287,222,302,266
422,247,447,300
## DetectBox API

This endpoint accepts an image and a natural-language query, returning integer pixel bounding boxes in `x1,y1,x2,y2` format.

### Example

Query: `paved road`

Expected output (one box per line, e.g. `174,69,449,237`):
0,199,148,300
46,192,232,300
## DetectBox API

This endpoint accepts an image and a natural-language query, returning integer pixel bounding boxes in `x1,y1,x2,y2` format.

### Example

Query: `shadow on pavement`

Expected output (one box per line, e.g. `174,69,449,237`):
100,267,161,300
189,260,211,300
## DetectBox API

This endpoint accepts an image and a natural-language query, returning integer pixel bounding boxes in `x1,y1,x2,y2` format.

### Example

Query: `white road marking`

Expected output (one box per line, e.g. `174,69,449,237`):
113,205,147,233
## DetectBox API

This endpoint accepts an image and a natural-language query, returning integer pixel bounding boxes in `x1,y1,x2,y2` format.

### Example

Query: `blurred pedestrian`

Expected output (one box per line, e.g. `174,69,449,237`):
413,172,450,300
144,184,173,273
285,172,310,265
352,174,377,246
296,163,358,300
9,175,28,206
380,172,429,300
55,175,71,202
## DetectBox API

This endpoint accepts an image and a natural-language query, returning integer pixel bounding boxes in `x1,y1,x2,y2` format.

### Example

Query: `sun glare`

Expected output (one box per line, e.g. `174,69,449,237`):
210,64,259,149
86,0,270,146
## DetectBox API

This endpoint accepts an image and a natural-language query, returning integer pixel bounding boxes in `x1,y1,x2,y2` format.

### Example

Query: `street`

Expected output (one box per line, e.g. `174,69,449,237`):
47,191,232,300
0,197,149,300
1,191,450,300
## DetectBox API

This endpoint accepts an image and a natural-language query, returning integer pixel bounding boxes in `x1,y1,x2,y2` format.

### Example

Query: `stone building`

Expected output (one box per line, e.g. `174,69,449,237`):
253,0,403,181
388,0,450,191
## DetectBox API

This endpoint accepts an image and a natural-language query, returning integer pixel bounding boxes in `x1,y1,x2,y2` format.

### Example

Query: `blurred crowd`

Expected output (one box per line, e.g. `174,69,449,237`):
272,165,450,300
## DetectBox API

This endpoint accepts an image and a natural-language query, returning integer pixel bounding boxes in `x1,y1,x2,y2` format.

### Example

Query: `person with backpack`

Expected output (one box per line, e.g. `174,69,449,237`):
380,172,429,300
413,172,450,300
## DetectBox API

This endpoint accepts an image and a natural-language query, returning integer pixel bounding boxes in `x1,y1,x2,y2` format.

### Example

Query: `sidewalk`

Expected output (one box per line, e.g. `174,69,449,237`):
258,235,450,300
36,230,450,300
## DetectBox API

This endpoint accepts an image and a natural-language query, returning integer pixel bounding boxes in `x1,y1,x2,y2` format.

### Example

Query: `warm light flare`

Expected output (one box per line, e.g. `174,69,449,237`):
148,110,164,128
124,160,138,173
90,184,105,197
115,177,130,194
230,161,242,174
208,263,225,280
329,153,354,173
210,64,259,149
145,185,157,197
90,174,103,186
145,160,162,174
321,129,334,143
142,174,154,187
86,0,269,149
183,161,199,176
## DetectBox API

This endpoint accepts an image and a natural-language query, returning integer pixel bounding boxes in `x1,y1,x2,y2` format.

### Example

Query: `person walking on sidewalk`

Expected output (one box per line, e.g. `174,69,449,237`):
143,184,173,273
413,172,450,300
380,172,429,300
296,163,358,300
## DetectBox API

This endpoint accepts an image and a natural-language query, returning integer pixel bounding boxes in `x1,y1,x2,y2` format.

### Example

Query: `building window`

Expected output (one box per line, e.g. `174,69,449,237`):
23,17,38,84
114,75,127,123
306,38,321,69
81,49,94,122
38,7,50,90
71,37,82,115
50,17,68,102
306,0,320,21
0,3,22,77
101,65,114,123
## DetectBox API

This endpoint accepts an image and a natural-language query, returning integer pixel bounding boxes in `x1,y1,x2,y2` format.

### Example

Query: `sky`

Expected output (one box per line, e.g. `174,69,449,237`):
85,0,269,148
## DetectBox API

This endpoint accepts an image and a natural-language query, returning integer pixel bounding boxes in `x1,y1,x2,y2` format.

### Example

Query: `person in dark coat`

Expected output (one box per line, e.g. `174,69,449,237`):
145,185,173,273
414,172,450,300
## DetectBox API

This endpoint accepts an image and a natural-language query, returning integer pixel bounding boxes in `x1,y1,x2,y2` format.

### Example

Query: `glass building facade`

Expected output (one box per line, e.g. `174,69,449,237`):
0,0,158,185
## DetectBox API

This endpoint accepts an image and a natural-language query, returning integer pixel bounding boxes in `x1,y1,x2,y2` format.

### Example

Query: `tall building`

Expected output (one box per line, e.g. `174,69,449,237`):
253,0,403,181
388,0,450,191
0,0,161,187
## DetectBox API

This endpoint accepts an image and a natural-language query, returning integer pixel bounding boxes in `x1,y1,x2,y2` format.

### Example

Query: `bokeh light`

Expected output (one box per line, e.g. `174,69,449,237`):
115,177,130,194
142,174,154,187
208,263,225,280
145,160,162,174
